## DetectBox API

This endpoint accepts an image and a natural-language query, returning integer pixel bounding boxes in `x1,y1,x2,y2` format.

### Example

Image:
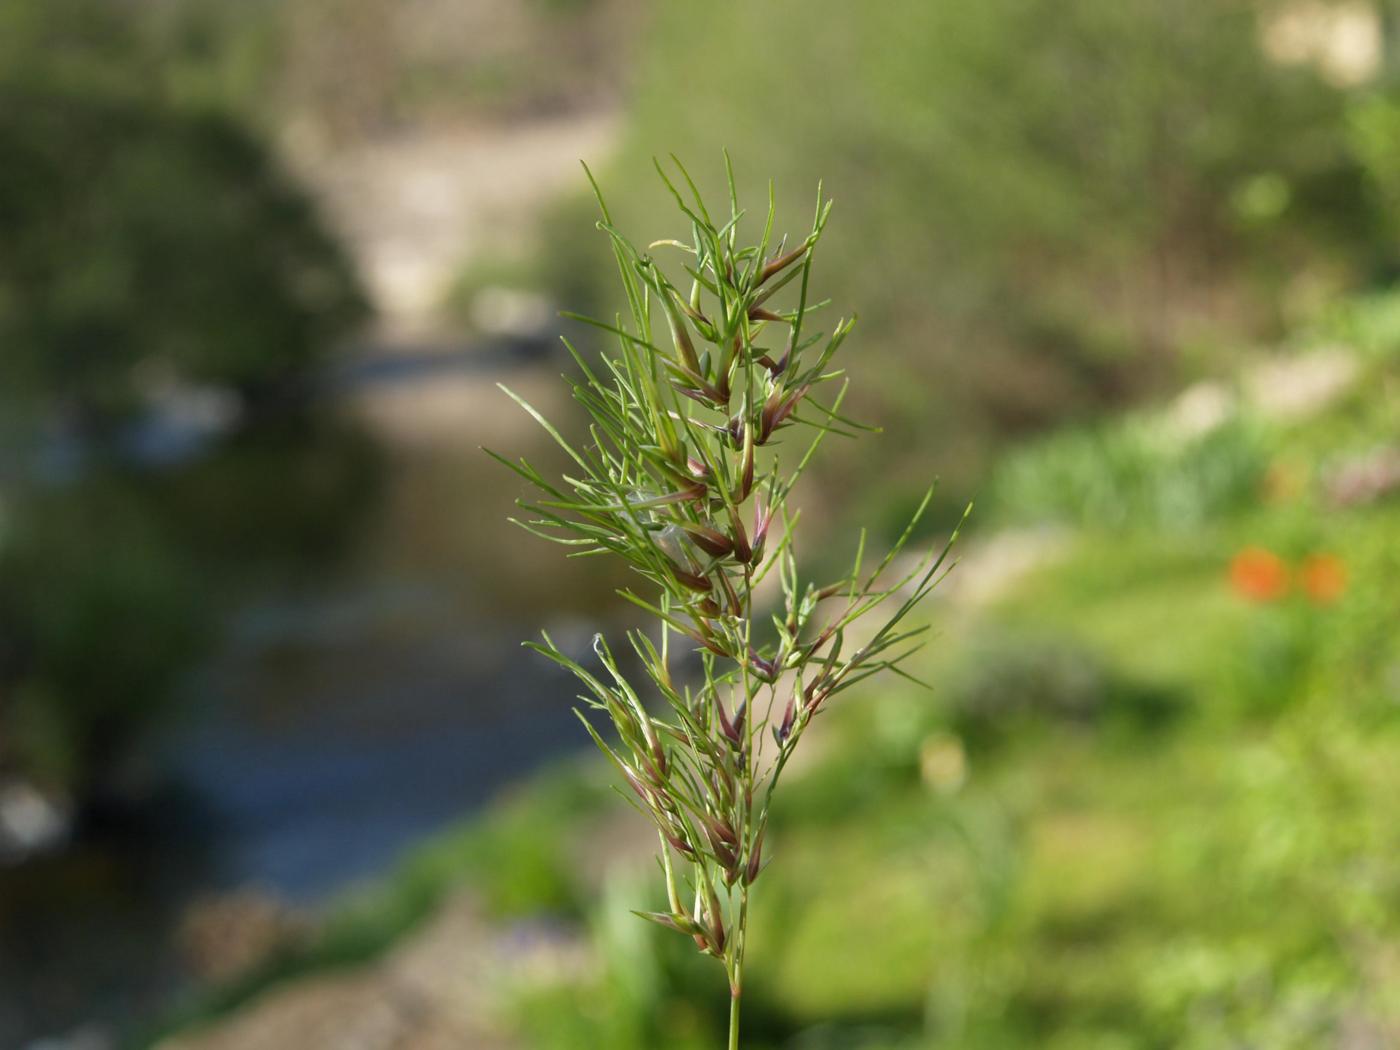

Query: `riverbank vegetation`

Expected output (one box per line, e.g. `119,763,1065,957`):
155,288,1400,1047
497,0,1399,516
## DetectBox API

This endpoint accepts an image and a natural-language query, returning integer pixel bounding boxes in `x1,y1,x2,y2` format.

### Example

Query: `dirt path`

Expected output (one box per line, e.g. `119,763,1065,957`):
298,111,619,335
158,891,589,1050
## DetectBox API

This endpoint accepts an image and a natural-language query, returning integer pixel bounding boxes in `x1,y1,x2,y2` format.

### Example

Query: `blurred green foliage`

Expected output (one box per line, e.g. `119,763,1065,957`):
1350,75,1400,252
0,0,372,801
217,295,1399,1049
988,410,1270,530
527,0,1382,514
938,627,1181,746
0,6,365,424
0,486,209,790
26,2,1389,1044
486,359,1400,1046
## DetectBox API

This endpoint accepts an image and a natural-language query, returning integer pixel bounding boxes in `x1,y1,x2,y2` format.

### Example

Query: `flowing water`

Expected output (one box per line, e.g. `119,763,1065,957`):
0,344,638,1046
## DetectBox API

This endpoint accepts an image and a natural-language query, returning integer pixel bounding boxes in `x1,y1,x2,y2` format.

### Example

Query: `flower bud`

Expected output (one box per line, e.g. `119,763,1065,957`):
748,306,786,324
759,388,783,444
712,840,738,870
718,571,744,618
744,825,766,885
622,767,655,807
661,288,701,375
709,917,726,955
683,523,734,558
670,564,713,594
737,427,755,501
776,696,796,743
763,382,812,443
758,243,807,285
648,737,668,777
751,497,772,563
661,827,694,856
728,506,753,563
724,413,744,448
749,651,779,681
636,910,704,938
706,886,726,939
716,699,743,748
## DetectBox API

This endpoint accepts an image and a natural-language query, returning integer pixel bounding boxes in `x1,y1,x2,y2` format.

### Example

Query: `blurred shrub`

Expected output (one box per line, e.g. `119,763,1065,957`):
1221,604,1318,718
0,487,211,796
1307,507,1400,719
947,629,1106,739
2,0,637,144
922,624,1183,752
988,411,1269,530
1140,721,1400,1049
512,872,719,1050
0,83,366,426
0,0,372,801
1349,80,1400,254
1321,286,1400,361
462,806,584,920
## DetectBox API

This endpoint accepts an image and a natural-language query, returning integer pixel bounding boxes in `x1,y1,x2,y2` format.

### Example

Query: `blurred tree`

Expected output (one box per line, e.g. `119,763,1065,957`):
0,92,366,432
0,0,373,805
0,486,209,798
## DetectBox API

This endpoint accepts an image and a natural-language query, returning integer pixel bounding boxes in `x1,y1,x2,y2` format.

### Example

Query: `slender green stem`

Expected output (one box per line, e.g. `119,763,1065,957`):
728,960,742,1050
729,569,755,1050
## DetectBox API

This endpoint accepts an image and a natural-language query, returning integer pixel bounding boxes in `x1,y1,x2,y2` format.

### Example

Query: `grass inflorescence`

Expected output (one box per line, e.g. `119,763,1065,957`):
492,154,961,1049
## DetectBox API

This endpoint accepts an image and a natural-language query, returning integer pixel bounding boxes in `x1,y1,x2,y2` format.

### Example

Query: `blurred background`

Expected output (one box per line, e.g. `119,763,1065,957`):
1,1,1398,1047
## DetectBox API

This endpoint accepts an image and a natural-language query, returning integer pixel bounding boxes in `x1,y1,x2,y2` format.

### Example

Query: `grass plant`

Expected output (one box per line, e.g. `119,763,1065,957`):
492,155,961,1048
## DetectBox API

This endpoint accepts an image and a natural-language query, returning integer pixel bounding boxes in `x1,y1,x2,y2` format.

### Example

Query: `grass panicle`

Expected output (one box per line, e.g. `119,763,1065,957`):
493,155,959,1049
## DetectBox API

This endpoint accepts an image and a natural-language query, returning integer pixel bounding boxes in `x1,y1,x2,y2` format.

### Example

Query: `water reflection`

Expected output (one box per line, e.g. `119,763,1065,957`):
0,346,637,1046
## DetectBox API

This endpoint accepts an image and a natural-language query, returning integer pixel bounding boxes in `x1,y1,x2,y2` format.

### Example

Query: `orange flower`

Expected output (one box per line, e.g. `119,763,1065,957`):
1300,553,1347,605
1230,547,1289,602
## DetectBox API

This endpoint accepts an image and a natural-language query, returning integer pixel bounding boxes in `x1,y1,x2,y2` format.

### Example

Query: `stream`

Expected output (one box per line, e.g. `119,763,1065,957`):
0,342,636,1047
